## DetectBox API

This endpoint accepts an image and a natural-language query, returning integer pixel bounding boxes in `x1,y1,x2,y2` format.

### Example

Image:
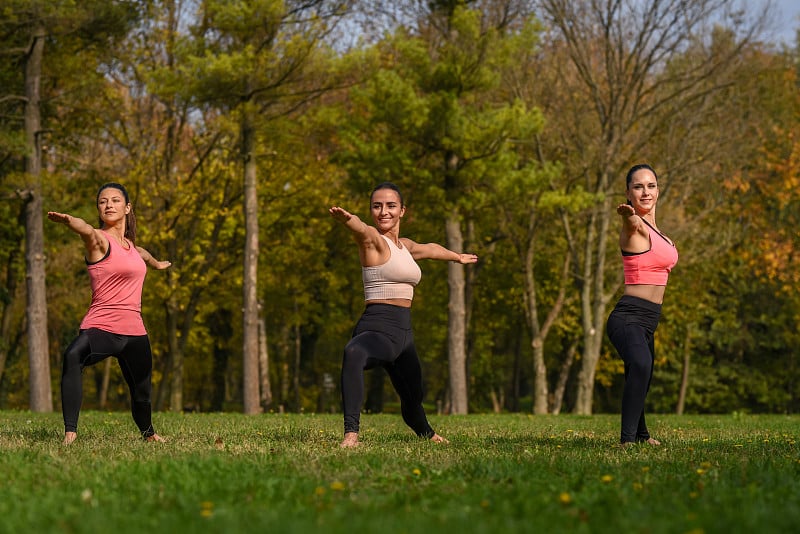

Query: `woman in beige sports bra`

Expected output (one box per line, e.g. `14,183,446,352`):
329,182,478,448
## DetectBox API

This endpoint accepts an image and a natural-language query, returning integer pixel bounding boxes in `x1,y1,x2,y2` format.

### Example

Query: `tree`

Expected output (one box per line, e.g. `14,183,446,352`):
334,1,543,413
0,0,140,412
534,0,768,414
185,0,349,413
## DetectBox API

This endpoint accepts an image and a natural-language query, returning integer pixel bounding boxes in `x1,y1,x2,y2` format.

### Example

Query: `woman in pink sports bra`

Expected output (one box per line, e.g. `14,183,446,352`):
330,182,478,448
606,164,678,447
48,183,171,445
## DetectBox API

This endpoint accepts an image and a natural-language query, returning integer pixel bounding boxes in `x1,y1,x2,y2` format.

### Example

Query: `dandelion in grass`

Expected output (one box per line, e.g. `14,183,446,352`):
601,475,613,483
412,468,421,476
632,482,643,492
558,492,572,505
330,481,346,491
314,486,326,496
200,501,214,518
641,466,650,473
696,468,707,475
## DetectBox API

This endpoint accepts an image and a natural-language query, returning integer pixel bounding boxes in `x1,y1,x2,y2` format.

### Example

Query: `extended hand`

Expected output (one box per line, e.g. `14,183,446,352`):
457,253,479,264
616,204,636,217
47,211,70,224
329,206,353,223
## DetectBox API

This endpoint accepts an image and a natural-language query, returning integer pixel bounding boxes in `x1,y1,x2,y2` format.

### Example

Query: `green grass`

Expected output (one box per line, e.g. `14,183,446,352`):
0,411,797,533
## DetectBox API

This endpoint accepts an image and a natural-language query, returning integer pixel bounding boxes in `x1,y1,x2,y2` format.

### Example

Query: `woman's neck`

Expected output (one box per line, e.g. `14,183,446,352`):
103,226,129,248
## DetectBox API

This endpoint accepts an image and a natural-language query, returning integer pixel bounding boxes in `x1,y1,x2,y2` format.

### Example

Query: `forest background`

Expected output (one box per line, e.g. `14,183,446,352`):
1,0,799,420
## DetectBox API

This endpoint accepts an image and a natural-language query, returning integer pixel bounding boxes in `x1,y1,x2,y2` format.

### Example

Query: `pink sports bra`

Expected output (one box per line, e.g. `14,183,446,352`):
622,220,678,286
362,235,422,301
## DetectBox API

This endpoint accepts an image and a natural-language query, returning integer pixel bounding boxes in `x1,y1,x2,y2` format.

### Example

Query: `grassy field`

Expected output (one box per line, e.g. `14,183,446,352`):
0,410,797,534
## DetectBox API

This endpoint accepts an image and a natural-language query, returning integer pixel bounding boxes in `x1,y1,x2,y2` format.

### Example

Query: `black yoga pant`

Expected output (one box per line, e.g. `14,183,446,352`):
606,295,662,444
61,328,156,437
341,304,435,438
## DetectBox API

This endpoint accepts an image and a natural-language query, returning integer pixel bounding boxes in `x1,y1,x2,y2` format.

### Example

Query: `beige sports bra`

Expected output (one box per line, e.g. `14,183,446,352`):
362,235,422,300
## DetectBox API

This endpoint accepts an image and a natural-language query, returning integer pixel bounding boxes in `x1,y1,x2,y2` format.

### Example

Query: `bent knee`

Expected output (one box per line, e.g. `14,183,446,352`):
626,357,652,377
343,343,370,368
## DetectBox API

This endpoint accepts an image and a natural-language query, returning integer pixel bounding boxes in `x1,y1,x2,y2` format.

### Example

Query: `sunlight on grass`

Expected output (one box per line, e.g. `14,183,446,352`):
0,411,797,533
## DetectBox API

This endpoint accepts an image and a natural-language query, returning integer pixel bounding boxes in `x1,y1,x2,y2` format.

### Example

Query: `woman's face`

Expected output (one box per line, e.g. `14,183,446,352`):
97,187,130,225
626,168,658,214
370,188,405,232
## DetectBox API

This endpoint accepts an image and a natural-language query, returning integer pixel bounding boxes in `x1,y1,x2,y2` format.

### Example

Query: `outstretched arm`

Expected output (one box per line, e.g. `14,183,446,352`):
402,238,478,264
616,203,642,235
47,211,106,257
329,206,371,239
616,203,649,251
136,246,172,270
329,205,386,266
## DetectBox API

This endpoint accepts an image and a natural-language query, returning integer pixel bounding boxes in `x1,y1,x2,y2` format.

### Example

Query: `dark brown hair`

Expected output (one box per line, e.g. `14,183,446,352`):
370,182,404,207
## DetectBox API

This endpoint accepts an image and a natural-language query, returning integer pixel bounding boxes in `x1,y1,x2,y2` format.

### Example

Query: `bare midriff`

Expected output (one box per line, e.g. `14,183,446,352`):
366,298,412,308
624,284,667,305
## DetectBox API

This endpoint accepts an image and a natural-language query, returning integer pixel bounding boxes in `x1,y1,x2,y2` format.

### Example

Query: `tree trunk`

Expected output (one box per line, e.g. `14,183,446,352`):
531,338,548,414
552,340,577,415
241,111,260,415
446,212,468,414
523,210,570,414
98,358,112,409
169,345,184,412
23,25,52,412
676,323,693,415
258,308,272,410
489,388,503,413
574,197,612,415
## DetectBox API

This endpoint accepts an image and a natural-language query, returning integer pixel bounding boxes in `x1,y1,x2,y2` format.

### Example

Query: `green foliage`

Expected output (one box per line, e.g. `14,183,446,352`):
3,1,800,417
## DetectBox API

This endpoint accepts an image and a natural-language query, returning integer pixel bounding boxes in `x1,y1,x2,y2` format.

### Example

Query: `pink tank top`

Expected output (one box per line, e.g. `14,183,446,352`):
622,221,678,286
80,231,147,335
362,235,422,301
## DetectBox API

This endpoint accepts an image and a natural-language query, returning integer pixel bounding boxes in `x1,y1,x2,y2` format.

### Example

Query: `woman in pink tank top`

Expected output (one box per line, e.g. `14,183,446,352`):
606,164,678,447
48,183,171,445
330,182,478,448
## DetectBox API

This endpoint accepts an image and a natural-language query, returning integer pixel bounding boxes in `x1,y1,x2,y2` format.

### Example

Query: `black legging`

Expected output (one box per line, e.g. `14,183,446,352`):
606,295,662,444
341,304,435,438
61,328,156,438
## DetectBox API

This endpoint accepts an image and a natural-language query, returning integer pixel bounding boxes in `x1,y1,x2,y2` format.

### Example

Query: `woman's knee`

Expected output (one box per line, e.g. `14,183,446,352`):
343,342,370,370
62,339,89,373
626,353,653,378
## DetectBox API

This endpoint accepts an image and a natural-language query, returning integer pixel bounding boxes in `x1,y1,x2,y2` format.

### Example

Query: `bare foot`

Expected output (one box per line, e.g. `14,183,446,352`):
340,432,360,448
63,431,77,445
643,437,661,446
430,433,449,443
145,433,165,443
